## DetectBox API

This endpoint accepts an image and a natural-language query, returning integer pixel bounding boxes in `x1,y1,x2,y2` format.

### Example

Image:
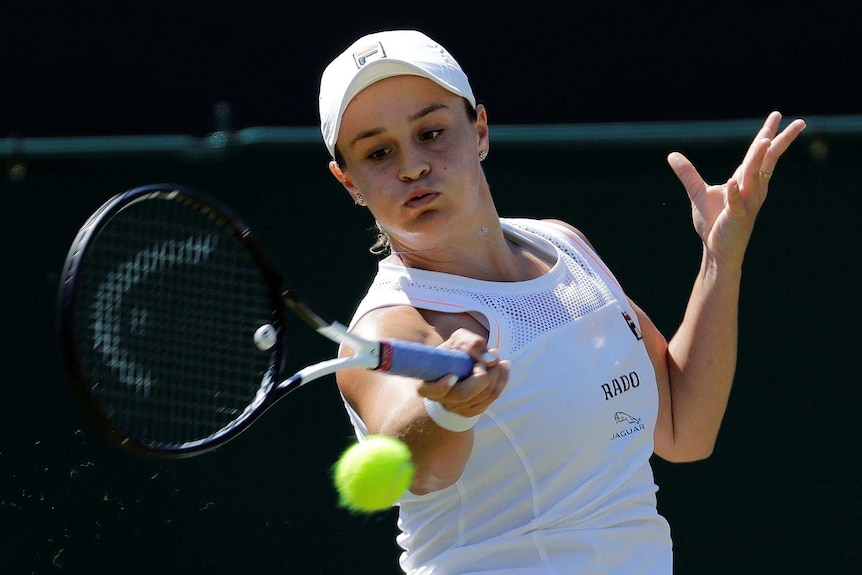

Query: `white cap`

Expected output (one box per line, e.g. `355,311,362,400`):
319,30,476,158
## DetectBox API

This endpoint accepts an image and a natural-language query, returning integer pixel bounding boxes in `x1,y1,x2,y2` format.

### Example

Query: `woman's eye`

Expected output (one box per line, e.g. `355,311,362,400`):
420,129,442,142
367,148,389,161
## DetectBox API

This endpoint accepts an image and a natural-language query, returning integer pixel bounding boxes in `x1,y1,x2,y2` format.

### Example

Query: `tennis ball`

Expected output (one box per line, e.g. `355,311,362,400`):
253,324,277,350
333,435,415,513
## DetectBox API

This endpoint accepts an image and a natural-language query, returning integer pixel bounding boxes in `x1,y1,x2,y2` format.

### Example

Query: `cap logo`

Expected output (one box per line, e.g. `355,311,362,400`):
353,42,387,68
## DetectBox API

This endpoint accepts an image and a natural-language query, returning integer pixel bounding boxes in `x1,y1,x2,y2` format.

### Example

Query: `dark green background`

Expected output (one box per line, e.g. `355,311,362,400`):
1,117,858,574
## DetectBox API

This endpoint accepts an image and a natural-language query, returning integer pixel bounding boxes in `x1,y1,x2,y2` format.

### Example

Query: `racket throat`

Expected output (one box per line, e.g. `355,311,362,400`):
278,322,382,389
285,353,381,388
317,322,381,360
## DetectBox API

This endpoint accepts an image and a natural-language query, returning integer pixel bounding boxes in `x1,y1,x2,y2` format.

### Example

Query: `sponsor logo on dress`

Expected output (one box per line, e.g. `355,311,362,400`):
601,371,640,400
611,411,645,441
622,311,643,340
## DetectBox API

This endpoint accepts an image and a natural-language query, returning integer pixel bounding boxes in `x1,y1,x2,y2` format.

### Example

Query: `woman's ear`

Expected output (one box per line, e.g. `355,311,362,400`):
329,159,348,184
475,104,490,158
329,160,363,205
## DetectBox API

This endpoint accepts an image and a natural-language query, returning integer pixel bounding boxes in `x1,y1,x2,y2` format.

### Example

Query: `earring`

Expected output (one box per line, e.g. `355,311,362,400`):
355,193,365,206
479,150,488,162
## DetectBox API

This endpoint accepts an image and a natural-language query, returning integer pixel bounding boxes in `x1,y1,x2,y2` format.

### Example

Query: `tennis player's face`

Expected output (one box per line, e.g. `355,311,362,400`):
334,75,489,250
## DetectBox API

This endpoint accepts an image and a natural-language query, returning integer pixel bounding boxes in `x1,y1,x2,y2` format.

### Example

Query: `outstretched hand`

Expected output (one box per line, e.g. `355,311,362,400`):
667,111,806,265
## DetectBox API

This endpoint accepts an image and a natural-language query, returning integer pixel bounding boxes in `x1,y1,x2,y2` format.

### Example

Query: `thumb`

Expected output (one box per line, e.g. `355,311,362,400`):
419,374,460,400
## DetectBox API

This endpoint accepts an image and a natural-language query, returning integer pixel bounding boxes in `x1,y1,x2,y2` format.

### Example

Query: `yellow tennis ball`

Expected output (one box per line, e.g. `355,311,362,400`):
333,435,415,513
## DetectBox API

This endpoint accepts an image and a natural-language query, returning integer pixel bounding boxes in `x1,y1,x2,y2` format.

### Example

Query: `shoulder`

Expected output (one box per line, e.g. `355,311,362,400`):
502,217,604,261
538,218,598,252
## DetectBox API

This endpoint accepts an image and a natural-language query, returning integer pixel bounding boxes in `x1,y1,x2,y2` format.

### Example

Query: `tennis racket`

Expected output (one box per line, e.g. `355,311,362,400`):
58,184,474,458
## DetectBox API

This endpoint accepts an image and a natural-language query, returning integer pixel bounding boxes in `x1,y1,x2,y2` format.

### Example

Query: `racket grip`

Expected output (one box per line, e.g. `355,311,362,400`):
380,340,475,382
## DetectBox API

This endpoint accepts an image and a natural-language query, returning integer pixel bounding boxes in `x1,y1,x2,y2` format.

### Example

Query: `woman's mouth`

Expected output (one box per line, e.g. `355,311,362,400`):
404,189,440,209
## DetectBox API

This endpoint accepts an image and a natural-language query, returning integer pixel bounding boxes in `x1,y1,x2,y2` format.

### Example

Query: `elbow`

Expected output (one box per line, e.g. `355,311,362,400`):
654,437,717,463
410,471,460,496
396,424,474,496
658,447,714,464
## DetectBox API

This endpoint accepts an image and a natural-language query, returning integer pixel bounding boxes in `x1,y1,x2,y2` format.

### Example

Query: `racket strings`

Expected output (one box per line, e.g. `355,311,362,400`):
75,198,276,447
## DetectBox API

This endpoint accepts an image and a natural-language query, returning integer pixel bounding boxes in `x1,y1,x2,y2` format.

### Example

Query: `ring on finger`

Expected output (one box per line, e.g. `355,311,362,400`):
759,171,773,180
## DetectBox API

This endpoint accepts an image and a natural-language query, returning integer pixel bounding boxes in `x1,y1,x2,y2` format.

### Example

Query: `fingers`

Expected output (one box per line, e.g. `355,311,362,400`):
748,112,807,176
420,348,507,402
739,137,772,192
667,151,707,202
723,178,747,219
424,359,510,417
756,110,783,140
418,329,509,417
734,113,805,202
668,111,806,198
761,117,807,173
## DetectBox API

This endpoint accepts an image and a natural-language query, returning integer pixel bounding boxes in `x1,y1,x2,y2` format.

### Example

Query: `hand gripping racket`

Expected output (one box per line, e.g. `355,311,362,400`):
58,184,475,457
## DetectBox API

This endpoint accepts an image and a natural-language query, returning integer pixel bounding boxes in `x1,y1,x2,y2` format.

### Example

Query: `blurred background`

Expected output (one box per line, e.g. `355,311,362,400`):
4,0,860,135
2,1,859,574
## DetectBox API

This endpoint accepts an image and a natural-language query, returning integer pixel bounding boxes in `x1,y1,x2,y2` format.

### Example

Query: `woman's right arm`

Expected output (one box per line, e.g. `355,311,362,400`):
336,305,509,495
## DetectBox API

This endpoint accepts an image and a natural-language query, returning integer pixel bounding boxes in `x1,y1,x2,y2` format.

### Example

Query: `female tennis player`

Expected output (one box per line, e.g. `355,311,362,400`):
319,29,806,574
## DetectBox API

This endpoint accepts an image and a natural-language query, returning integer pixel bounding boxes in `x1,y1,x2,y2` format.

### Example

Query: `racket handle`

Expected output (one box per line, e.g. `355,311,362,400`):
379,340,475,382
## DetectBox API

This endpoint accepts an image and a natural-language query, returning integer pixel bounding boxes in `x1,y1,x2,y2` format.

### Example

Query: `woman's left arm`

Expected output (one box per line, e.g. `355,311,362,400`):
649,111,806,462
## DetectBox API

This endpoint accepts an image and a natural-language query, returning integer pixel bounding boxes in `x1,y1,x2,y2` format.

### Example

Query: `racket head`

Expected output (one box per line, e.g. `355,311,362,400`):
58,184,288,457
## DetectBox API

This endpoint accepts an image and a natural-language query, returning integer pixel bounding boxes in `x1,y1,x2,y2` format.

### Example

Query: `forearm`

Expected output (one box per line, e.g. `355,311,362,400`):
377,398,474,495
339,363,481,495
660,114,805,458
340,307,506,494
665,249,742,458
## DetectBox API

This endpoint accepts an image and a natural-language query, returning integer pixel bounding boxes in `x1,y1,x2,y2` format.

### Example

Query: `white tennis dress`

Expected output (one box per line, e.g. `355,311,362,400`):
342,219,672,574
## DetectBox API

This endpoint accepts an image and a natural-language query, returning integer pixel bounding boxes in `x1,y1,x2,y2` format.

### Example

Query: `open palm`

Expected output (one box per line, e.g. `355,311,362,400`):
667,112,806,265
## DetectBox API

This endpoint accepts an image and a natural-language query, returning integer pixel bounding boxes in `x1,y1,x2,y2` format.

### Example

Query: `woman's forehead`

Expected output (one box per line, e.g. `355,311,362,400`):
340,76,462,138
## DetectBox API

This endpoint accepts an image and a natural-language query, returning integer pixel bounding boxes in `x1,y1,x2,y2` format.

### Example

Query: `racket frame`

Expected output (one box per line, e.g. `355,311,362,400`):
58,184,474,458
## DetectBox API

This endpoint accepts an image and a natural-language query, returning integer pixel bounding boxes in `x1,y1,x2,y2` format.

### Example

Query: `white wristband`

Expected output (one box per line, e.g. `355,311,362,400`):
422,397,480,432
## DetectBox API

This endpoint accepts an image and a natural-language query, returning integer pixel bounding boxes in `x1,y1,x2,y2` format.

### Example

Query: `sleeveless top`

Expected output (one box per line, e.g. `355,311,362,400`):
342,218,672,574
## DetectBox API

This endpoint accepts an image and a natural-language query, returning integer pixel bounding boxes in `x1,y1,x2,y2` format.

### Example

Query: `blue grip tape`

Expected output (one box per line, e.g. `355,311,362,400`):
382,340,475,381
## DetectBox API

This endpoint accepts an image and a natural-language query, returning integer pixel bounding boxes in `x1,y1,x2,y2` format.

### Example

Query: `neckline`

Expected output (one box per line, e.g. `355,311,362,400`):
380,220,563,291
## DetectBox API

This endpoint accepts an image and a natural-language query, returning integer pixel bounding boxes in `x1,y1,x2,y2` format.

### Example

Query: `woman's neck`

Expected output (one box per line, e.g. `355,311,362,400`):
390,223,551,282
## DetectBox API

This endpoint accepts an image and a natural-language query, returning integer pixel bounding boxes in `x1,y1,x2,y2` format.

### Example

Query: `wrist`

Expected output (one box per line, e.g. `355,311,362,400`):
422,397,480,432
701,248,744,283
